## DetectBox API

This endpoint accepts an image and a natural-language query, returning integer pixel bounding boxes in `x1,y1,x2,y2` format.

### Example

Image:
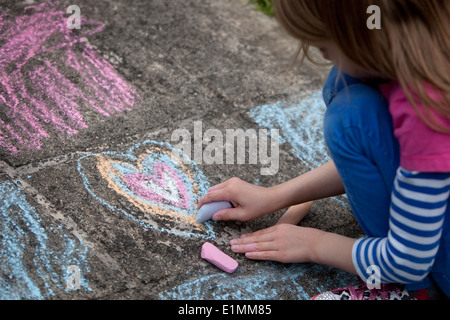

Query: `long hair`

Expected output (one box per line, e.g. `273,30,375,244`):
273,0,450,133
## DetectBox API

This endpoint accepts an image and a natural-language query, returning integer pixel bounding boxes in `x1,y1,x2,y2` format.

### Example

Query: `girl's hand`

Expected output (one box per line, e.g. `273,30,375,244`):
197,178,279,222
230,224,322,264
230,224,358,274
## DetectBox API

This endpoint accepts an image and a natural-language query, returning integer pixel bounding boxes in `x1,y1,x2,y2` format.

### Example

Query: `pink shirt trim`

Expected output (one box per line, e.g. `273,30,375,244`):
379,82,450,172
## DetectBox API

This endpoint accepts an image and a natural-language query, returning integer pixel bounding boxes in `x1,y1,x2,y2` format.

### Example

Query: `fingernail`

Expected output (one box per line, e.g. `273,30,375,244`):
230,239,237,245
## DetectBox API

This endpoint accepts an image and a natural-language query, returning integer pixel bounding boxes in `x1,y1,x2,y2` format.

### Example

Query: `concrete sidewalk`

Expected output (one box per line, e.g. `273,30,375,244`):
0,0,361,300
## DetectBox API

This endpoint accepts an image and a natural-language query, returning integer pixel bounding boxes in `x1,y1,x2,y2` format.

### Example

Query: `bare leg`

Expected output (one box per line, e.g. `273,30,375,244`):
276,201,313,225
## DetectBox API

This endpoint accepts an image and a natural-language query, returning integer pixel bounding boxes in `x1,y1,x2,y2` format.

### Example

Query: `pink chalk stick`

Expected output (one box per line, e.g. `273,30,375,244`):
201,242,238,274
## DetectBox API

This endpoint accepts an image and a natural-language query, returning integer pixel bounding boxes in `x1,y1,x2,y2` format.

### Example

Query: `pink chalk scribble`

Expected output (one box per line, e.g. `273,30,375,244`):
0,1,140,155
123,163,190,210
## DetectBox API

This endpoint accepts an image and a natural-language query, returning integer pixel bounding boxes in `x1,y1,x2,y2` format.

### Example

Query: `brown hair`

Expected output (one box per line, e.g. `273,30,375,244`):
273,0,450,133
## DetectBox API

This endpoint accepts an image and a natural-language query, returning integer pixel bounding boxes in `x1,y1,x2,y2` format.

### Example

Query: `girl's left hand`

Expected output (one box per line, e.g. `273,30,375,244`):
230,224,322,264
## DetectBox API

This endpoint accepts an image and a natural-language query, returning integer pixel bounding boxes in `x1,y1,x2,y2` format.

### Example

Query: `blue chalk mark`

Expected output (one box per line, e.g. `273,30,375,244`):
77,140,216,240
0,181,90,300
250,91,349,208
159,261,357,300
250,91,330,170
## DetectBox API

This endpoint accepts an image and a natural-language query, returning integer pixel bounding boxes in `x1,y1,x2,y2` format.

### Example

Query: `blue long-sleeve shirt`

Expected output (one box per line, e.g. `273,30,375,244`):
352,168,450,285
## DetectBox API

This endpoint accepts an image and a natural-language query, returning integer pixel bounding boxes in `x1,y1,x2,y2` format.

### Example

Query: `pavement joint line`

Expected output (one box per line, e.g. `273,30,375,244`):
12,152,91,176
0,160,137,288
2,126,173,176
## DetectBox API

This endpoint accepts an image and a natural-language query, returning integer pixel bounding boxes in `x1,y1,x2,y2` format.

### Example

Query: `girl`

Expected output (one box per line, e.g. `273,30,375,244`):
198,0,450,300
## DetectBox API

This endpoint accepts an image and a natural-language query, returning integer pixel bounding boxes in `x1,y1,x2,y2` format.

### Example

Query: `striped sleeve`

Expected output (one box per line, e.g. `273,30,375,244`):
352,167,450,285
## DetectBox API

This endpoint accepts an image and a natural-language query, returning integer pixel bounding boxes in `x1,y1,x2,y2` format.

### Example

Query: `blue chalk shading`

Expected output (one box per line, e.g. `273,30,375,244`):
250,92,349,208
77,140,215,240
159,261,357,300
0,181,90,300
250,91,330,170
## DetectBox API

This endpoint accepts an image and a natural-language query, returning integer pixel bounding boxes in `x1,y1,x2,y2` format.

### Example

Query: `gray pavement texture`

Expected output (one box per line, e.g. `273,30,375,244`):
0,0,363,300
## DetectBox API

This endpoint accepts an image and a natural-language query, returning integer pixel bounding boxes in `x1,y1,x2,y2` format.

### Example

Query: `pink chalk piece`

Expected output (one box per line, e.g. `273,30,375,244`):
201,242,238,274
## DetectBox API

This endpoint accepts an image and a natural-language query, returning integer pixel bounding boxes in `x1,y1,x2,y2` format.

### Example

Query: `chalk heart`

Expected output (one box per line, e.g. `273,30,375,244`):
79,141,213,238
121,164,190,211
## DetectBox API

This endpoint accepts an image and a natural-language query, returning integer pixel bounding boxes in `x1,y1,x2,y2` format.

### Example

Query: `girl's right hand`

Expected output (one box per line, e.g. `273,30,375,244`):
197,177,278,222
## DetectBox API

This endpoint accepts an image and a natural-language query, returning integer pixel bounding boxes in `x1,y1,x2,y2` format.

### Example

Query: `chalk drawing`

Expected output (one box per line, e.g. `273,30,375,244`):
0,181,90,300
159,261,357,300
78,140,215,239
250,91,329,170
250,91,349,208
0,1,139,155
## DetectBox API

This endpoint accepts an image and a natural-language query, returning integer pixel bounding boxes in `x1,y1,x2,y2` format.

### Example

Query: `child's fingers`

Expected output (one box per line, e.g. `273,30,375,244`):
213,206,249,221
211,207,236,221
230,234,277,253
197,188,231,209
238,226,276,239
197,178,238,209
230,228,275,245
207,182,227,193
230,228,281,261
245,251,279,261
